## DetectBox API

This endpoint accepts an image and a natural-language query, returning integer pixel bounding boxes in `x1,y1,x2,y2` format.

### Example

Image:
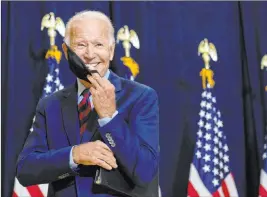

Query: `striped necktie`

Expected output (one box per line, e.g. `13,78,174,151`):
78,89,91,135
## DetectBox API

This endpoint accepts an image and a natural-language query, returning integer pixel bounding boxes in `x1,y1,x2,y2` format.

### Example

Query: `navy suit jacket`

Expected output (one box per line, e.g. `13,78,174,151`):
16,71,159,197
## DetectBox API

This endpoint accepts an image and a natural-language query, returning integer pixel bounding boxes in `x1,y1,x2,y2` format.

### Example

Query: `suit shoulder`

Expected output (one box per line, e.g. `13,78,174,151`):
37,84,74,108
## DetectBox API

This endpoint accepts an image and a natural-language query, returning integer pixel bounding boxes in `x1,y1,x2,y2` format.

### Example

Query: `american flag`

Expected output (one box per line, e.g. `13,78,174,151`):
259,64,267,197
259,134,267,197
13,56,64,197
187,83,239,197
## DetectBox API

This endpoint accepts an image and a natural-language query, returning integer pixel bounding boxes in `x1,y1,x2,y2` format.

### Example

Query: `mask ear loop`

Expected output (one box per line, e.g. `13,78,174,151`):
64,42,100,79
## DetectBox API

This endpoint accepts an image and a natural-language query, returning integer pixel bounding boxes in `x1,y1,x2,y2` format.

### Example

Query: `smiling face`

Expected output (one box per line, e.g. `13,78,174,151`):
63,18,115,78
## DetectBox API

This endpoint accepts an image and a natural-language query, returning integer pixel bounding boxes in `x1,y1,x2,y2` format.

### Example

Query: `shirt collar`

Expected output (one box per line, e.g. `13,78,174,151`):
77,69,110,97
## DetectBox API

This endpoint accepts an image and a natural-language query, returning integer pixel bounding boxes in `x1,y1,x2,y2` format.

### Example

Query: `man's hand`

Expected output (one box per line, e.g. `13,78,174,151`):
87,73,116,119
72,140,118,170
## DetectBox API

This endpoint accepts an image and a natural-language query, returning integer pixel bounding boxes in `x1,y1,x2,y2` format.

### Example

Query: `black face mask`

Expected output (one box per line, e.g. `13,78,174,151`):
65,43,99,82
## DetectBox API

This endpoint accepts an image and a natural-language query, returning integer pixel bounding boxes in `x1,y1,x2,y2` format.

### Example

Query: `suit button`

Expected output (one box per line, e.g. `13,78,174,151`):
105,133,111,138
58,173,69,179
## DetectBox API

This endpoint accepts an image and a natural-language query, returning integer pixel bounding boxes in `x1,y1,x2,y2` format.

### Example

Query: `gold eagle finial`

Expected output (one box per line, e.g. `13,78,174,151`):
261,54,267,91
261,54,267,70
117,25,140,80
198,38,218,89
116,25,140,57
41,12,65,47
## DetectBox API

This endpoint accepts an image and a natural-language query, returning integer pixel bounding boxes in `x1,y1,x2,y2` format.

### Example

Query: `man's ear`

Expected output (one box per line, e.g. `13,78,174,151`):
109,43,115,61
62,43,68,60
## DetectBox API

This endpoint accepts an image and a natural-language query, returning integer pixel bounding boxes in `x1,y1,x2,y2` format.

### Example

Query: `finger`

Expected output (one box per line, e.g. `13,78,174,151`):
95,140,113,152
95,152,118,169
87,75,102,90
81,153,113,170
89,87,98,97
101,78,113,91
95,158,113,170
97,145,114,157
92,73,107,89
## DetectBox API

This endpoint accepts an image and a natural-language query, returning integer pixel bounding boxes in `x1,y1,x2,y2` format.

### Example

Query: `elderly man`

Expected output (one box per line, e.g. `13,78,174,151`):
16,10,159,197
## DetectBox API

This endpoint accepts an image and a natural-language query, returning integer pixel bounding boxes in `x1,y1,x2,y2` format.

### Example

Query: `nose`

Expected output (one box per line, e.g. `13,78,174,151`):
84,44,95,60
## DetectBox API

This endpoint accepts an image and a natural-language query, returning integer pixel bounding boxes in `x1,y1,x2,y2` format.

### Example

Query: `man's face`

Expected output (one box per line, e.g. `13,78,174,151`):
66,18,115,77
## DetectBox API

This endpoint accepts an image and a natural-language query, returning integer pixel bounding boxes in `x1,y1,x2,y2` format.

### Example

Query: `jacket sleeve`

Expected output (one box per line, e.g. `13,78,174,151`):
98,87,160,187
16,99,75,187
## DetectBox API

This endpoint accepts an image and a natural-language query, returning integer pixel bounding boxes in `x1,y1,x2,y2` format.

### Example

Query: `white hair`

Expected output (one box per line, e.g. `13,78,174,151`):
64,10,115,46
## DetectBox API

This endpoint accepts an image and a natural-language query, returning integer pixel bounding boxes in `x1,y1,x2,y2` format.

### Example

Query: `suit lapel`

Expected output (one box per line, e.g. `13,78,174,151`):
61,71,123,145
88,70,123,142
61,83,80,146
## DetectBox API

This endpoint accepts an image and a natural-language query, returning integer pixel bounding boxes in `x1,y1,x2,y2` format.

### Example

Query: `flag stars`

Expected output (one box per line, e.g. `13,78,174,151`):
205,113,212,120
55,68,59,74
223,144,229,152
198,120,204,128
224,165,229,173
59,84,64,90
202,91,207,98
201,101,207,108
204,133,212,141
223,154,229,163
46,74,53,82
217,120,223,128
213,168,219,176
194,89,234,187
213,147,219,155
219,161,224,169
219,152,223,159
263,152,267,160
197,140,202,148
213,136,219,144
205,123,212,131
199,110,205,117
213,157,219,165
219,172,224,179
203,164,210,173
212,178,219,186
203,154,211,162
206,92,212,99
206,102,212,110
204,143,211,151
218,131,223,138
54,78,60,86
196,150,201,159
44,85,52,93
197,130,203,138
214,127,219,134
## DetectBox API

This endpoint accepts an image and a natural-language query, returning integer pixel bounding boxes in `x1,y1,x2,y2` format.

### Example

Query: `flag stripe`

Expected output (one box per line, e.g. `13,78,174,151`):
189,164,212,196
260,169,267,192
259,185,267,197
187,181,199,197
213,190,220,197
224,173,239,197
38,184,49,196
218,187,225,197
13,178,31,197
221,180,229,197
27,185,45,197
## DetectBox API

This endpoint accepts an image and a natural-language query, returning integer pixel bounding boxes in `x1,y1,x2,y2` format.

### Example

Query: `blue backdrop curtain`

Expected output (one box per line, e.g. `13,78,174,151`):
2,1,267,197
